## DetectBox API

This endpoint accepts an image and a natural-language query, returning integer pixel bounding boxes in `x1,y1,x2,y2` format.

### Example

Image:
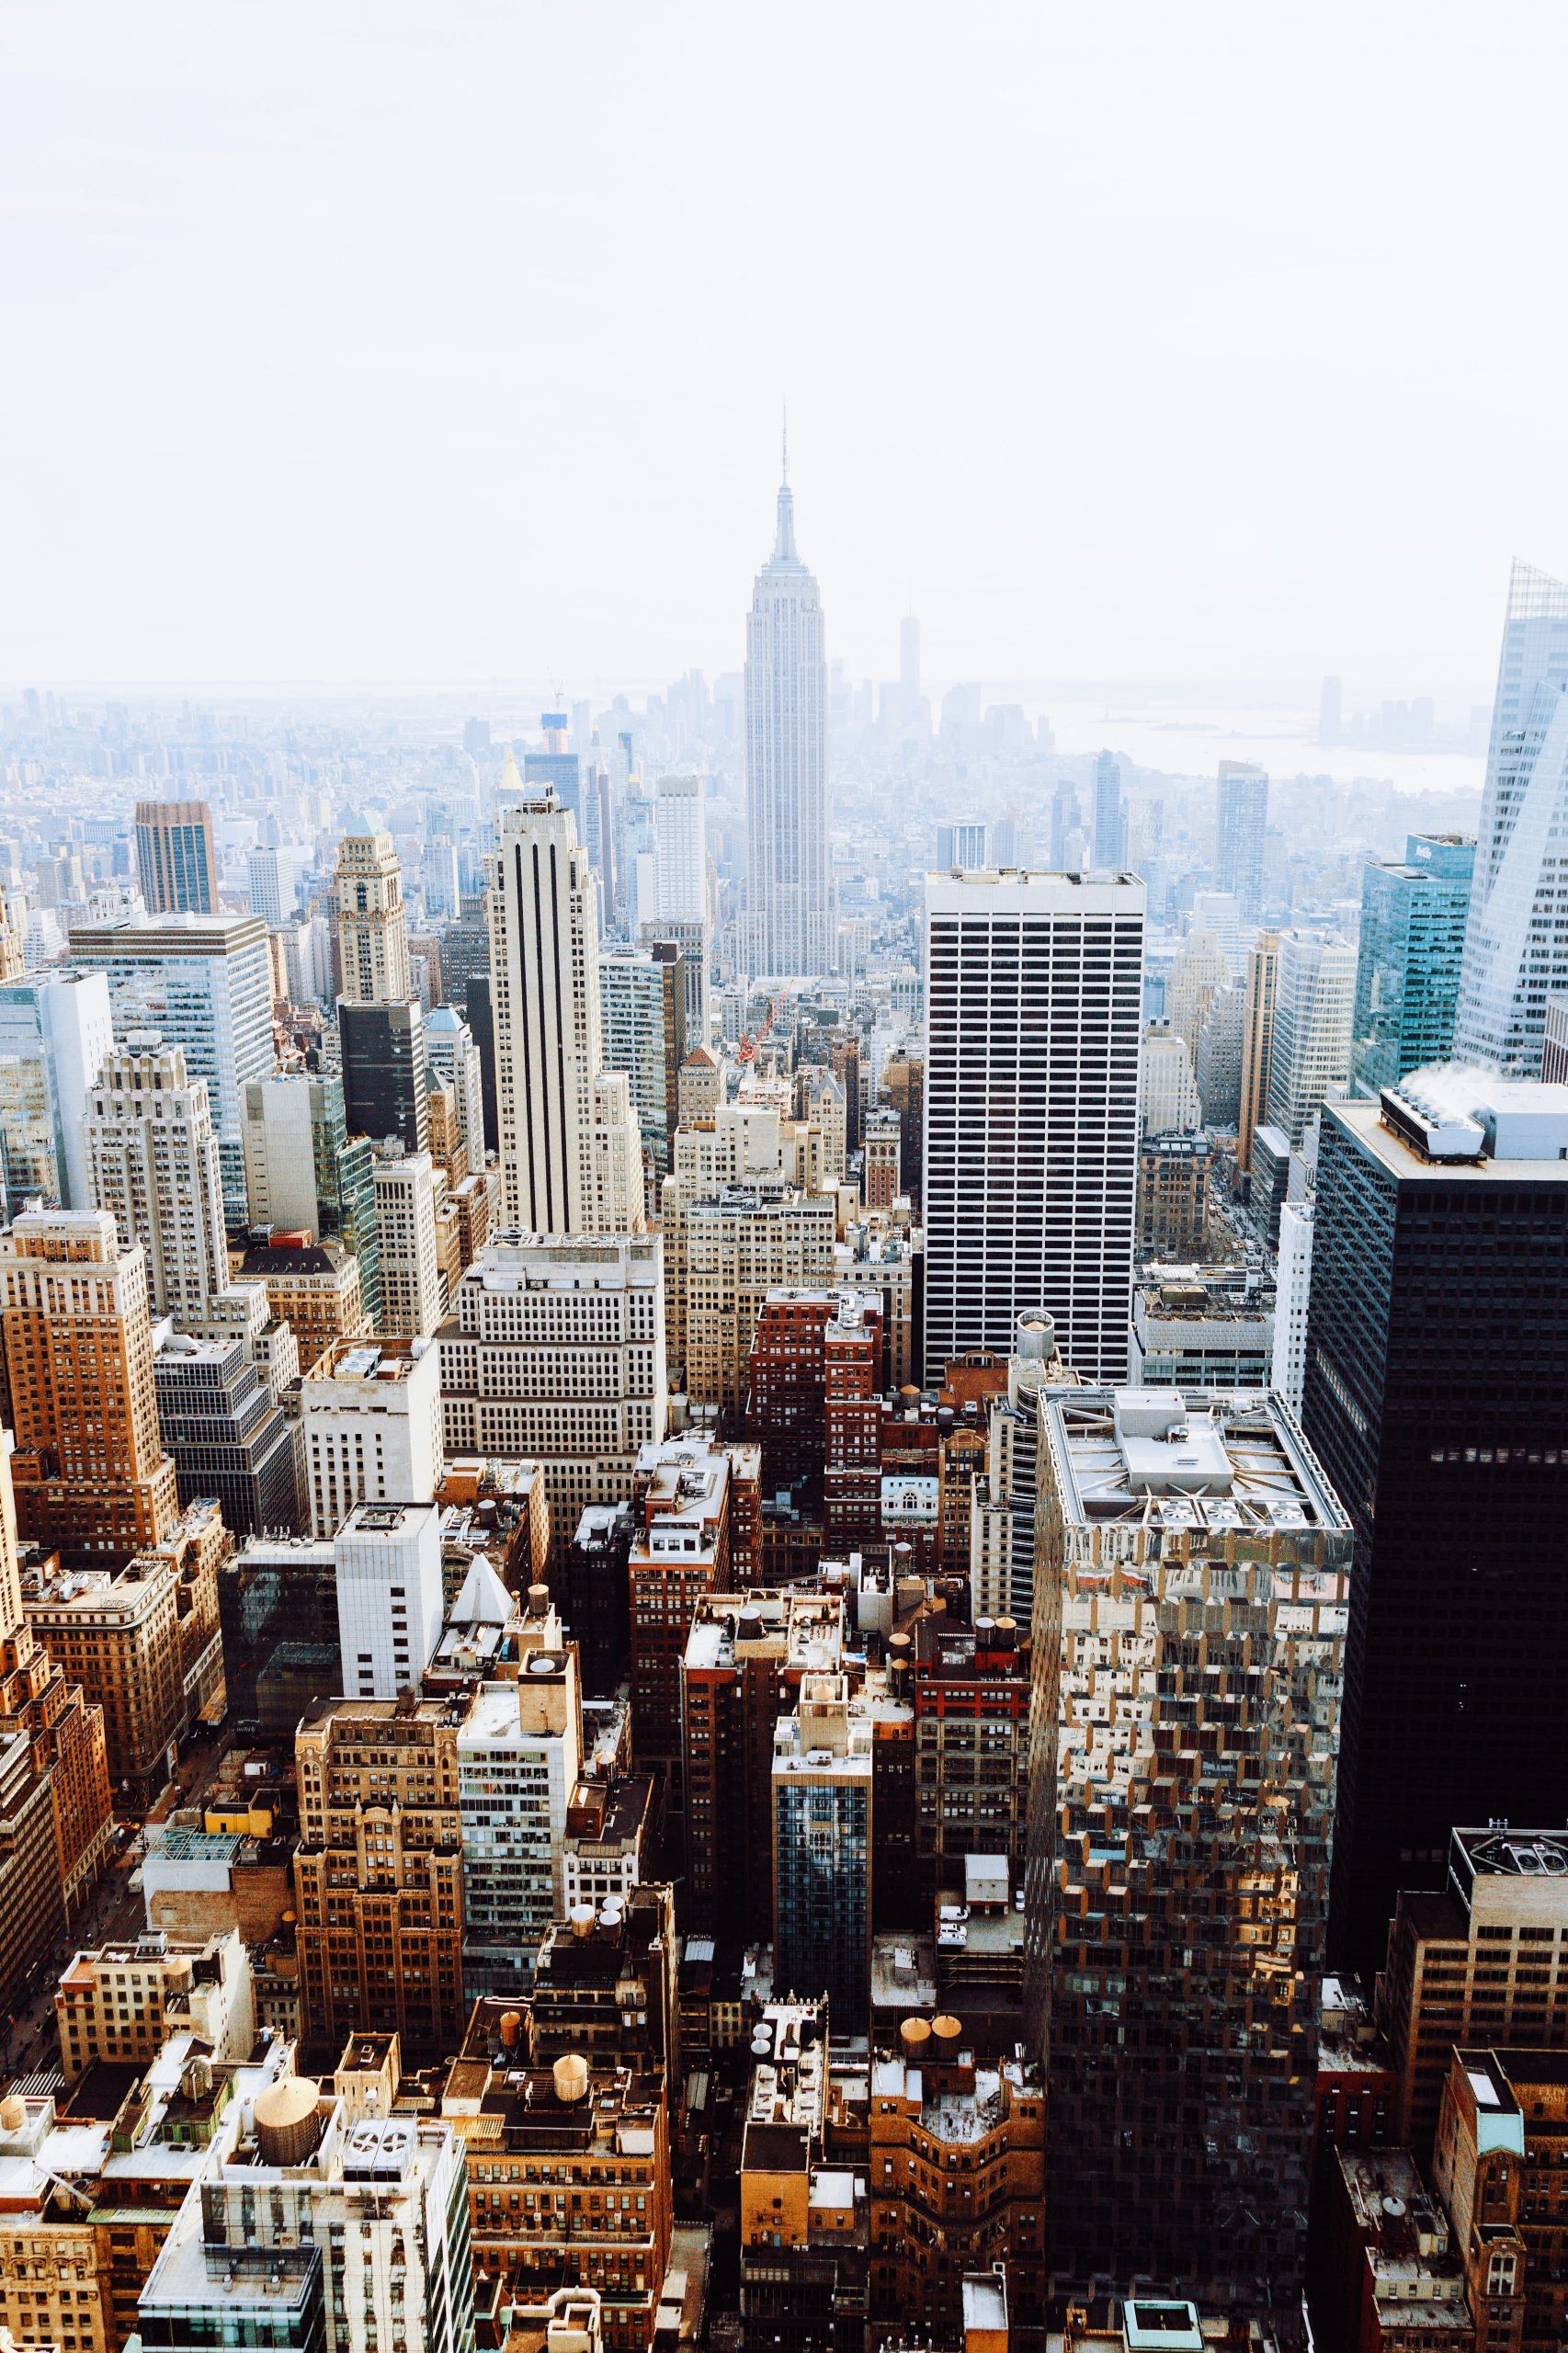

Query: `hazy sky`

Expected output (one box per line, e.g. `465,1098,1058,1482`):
4,2,1566,699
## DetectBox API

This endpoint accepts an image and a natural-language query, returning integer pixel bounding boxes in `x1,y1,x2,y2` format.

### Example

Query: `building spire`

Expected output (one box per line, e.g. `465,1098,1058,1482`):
772,412,798,564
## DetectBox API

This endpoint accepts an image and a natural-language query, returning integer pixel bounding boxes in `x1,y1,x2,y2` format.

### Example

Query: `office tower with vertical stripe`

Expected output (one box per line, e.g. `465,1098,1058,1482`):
488,787,642,1234
922,870,1144,1385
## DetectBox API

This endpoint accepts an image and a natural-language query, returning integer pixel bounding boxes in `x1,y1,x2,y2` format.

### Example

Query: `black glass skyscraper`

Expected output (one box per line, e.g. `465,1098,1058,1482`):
338,997,428,1158
1302,1079,1568,1971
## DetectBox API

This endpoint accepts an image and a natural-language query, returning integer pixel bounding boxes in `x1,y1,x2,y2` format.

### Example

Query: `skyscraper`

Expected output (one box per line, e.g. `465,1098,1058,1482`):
1025,1386,1351,2322
245,842,294,929
488,787,642,1233
301,1336,443,1540
935,820,988,870
335,820,429,1156
921,870,1145,1384
744,454,830,978
771,1674,872,2031
0,968,114,1216
0,888,24,984
137,2063,475,2353
438,1232,667,1552
1214,759,1268,919
340,996,429,1158
1301,1071,1568,1969
1092,750,1127,869
1265,930,1357,1144
457,1602,582,1993
85,1034,229,1324
0,1207,180,1568
133,800,219,916
1349,833,1476,1097
1236,931,1278,1175
0,1427,96,2010
1166,928,1228,1060
68,912,274,1223
335,1499,445,1698
335,820,411,1005
241,1071,381,1321
652,770,711,1043
601,949,685,1180
153,1330,299,1537
423,1004,486,1178
524,710,582,826
1194,978,1245,1129
1271,1195,1313,1413
654,769,707,924
1050,785,1084,871
1455,559,1568,1074
371,1143,443,1338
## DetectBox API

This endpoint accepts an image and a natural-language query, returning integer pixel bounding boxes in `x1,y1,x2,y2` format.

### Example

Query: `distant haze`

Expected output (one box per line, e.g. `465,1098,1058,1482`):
1,0,1562,695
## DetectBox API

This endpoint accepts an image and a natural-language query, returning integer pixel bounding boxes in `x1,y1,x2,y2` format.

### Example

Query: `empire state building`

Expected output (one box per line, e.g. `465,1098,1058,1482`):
744,455,830,978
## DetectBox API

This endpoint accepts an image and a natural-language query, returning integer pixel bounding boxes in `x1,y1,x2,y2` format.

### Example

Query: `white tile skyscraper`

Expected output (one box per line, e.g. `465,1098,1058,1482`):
1265,929,1357,1144
1455,558,1568,1074
922,868,1145,1385
85,1032,229,1324
654,769,708,924
744,447,830,978
488,781,642,1234
67,913,273,1225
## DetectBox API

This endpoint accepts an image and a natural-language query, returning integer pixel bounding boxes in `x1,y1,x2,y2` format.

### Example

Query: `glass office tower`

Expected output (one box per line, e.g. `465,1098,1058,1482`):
1349,833,1475,1097
1302,1076,1568,1972
1455,558,1568,1074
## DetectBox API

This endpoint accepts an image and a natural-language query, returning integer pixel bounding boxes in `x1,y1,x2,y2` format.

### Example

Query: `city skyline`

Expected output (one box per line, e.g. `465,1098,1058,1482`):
6,12,1568,2351
5,4,1567,692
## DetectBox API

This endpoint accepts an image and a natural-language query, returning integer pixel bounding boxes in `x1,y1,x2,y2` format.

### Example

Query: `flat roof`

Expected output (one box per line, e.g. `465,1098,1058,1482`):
1041,1387,1349,1535
1328,1097,1568,1186
962,2276,1007,2335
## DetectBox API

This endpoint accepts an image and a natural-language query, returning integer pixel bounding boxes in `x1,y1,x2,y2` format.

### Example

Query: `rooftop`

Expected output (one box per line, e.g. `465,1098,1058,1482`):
306,1337,430,1384
684,1591,843,1674
566,1774,653,1852
1450,2048,1528,2154
1452,1824,1568,1881
1338,2146,1457,2279
1041,1387,1348,1536
24,1552,176,1615
69,910,267,951
339,1499,439,1540
869,2053,1035,2144
961,2271,1009,2339
240,1241,348,1279
744,2003,826,2137
1331,1075,1568,1182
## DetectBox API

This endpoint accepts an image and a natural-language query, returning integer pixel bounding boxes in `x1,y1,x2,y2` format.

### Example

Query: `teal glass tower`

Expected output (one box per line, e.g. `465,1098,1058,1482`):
1349,832,1475,1097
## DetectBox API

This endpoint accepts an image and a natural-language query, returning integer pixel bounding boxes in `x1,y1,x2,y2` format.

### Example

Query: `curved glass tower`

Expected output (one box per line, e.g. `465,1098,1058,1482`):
1454,558,1568,1074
